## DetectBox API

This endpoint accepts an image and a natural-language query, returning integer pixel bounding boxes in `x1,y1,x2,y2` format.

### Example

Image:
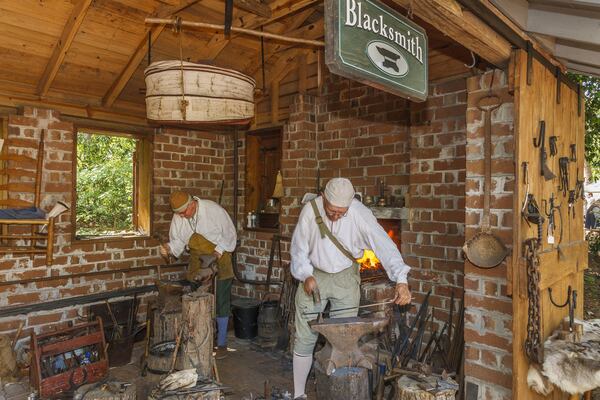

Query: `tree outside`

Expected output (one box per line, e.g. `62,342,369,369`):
76,132,136,236
571,74,600,182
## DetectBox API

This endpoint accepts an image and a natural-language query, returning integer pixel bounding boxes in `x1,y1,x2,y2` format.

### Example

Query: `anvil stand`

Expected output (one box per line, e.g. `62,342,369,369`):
308,316,389,400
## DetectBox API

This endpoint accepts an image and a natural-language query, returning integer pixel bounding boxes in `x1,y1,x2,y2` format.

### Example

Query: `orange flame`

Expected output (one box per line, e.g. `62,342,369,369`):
358,250,382,272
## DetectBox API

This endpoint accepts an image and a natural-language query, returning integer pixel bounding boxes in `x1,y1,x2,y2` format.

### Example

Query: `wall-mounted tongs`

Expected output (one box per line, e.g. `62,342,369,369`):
533,121,556,181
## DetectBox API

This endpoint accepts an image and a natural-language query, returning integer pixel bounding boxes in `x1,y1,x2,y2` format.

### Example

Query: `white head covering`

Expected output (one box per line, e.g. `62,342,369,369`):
324,178,355,208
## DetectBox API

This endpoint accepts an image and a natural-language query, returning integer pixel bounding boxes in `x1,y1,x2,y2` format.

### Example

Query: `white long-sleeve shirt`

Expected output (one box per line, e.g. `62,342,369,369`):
290,197,410,283
167,197,237,257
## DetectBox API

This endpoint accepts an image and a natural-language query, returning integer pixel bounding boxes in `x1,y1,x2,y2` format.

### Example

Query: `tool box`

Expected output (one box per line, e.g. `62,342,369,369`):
30,317,108,398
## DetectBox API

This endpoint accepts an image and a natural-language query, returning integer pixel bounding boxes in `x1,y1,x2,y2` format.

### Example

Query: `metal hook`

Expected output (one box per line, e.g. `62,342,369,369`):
533,120,545,148
548,286,571,308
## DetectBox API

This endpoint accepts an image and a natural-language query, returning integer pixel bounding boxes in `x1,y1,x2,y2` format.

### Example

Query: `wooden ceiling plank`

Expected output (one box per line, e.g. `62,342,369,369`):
37,0,93,97
390,0,512,67
233,0,271,18
101,0,202,108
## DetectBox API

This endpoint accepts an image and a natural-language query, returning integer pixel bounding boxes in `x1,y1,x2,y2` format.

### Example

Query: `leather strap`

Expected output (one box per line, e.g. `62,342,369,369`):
310,199,357,265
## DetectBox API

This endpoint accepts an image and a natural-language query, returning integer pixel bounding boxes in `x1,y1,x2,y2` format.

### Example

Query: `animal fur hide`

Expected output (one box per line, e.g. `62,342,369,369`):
528,319,600,395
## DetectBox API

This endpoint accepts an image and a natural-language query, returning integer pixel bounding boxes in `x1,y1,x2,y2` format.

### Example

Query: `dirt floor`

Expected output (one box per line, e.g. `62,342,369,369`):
0,333,314,400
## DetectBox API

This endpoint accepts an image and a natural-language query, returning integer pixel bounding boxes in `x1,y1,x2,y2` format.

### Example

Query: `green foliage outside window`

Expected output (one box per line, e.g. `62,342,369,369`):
569,74,600,182
76,133,136,236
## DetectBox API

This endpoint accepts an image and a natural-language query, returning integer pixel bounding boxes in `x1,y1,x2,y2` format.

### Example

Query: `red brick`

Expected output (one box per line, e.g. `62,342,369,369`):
8,292,41,304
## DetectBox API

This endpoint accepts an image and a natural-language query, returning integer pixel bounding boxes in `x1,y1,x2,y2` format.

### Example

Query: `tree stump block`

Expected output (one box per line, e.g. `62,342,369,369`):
74,382,136,399
396,375,457,400
315,362,370,400
152,308,182,345
181,291,214,378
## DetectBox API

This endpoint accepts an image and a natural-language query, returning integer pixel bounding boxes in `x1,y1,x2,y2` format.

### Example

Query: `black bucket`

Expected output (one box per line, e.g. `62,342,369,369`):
257,300,279,342
232,298,260,339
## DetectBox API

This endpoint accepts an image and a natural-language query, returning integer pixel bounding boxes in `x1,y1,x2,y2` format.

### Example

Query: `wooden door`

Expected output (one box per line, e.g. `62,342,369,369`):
512,50,587,399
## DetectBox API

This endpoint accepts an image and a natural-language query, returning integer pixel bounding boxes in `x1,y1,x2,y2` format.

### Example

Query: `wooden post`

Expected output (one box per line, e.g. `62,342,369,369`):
396,375,457,400
181,291,214,378
315,363,370,400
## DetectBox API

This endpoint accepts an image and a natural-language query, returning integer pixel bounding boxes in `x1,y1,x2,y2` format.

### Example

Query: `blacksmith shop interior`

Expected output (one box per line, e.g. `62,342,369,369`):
0,0,599,399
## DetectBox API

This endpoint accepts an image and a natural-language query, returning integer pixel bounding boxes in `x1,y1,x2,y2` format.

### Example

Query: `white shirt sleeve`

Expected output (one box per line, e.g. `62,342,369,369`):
167,217,187,258
290,205,314,282
357,207,410,284
214,205,237,255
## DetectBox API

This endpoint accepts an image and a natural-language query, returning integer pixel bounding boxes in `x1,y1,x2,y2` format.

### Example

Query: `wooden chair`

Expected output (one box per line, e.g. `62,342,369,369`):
0,129,56,266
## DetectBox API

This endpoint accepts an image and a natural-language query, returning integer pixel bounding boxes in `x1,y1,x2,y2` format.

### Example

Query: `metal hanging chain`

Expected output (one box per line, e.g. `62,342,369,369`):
524,238,543,365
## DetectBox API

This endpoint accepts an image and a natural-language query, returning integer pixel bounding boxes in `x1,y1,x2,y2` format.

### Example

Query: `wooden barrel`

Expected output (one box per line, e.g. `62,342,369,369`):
144,61,255,125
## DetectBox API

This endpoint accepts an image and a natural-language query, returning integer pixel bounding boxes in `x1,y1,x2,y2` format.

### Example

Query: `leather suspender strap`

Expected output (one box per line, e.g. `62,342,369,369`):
310,199,357,265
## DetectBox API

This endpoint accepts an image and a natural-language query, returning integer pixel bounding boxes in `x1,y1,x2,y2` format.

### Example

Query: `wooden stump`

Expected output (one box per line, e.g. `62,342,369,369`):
396,375,457,400
152,308,182,345
181,291,214,378
315,363,370,400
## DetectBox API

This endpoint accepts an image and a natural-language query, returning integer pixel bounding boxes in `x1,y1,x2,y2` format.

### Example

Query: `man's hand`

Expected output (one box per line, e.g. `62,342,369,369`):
159,243,171,260
212,250,222,260
393,283,411,305
303,276,317,296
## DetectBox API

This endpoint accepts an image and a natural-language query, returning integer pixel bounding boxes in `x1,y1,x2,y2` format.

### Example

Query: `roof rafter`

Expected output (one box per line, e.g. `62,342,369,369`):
102,0,201,108
36,0,93,97
233,0,271,18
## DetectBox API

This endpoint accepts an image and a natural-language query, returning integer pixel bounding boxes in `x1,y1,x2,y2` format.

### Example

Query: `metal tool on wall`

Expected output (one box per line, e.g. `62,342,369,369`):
521,162,530,213
463,92,509,268
547,285,577,332
533,121,556,181
522,194,545,246
549,136,558,157
558,157,570,197
542,193,562,246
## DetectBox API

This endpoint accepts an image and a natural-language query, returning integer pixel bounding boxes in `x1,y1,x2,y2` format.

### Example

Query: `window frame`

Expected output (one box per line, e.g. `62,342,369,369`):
71,126,153,242
244,126,283,231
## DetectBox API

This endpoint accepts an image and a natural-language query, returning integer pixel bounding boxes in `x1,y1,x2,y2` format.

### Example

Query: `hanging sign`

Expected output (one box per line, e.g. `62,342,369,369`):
325,0,428,101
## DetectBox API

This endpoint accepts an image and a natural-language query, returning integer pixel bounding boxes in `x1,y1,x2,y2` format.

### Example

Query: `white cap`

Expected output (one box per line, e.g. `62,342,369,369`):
324,178,355,208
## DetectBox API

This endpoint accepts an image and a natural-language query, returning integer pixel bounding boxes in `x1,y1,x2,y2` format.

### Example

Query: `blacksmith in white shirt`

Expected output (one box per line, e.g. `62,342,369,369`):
290,178,411,400
159,191,237,352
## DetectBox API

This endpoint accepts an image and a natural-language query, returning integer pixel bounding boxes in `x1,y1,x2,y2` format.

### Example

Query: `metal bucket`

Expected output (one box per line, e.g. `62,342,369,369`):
257,300,279,342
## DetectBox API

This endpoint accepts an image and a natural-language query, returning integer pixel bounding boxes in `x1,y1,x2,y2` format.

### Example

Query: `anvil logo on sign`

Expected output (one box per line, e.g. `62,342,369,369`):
366,41,409,77
325,0,428,101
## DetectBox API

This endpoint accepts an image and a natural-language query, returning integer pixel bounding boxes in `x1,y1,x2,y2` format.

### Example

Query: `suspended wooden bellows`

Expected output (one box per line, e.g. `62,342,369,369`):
144,61,255,125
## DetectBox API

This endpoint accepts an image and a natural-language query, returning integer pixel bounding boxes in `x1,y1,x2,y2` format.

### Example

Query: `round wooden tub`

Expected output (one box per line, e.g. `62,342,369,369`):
144,61,256,125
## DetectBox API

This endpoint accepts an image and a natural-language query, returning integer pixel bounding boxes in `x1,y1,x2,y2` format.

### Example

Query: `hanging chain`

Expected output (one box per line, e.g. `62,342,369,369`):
524,238,543,365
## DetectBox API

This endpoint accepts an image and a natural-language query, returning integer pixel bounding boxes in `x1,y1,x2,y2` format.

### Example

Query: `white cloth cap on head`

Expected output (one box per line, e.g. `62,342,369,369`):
324,178,355,208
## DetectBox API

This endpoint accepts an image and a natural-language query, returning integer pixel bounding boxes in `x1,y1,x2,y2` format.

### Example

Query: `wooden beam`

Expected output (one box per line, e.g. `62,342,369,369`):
0,91,148,127
36,0,93,97
101,0,202,108
201,0,320,61
390,0,512,67
234,0,271,18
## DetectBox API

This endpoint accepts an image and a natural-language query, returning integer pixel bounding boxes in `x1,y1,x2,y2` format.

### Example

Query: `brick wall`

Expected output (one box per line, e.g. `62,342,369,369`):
463,70,515,399
0,107,226,346
403,78,467,330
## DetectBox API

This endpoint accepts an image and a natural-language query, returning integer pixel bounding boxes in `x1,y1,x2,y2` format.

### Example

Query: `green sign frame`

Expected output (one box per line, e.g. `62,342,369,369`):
325,0,428,101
